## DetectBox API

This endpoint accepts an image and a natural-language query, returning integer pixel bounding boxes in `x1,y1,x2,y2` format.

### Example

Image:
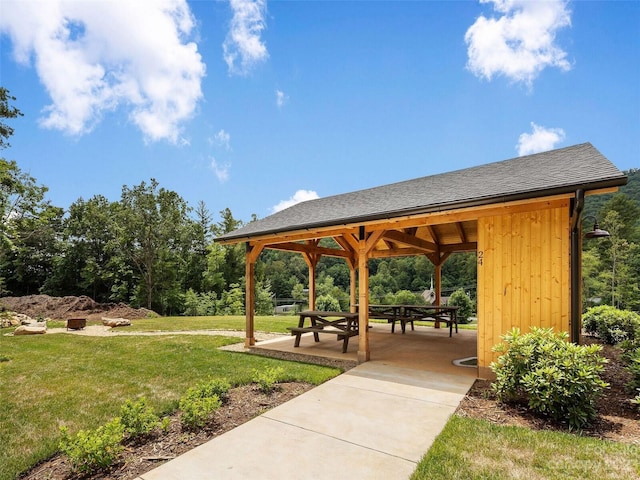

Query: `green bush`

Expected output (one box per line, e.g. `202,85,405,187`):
620,342,640,401
582,305,640,344
120,397,159,438
491,327,609,429
179,395,222,429
632,390,640,412
185,377,231,400
315,294,341,311
447,288,475,324
59,418,125,473
390,290,424,305
253,366,285,394
178,377,230,429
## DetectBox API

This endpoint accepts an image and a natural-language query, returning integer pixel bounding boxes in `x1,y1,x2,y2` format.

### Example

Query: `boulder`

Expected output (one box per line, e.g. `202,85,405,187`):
102,317,131,327
14,325,47,335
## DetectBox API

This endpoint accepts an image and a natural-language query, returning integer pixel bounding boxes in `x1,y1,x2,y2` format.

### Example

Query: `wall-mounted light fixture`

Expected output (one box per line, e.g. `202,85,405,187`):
583,215,610,239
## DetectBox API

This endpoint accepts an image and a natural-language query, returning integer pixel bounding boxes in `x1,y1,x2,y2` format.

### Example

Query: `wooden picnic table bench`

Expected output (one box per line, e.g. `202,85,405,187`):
361,304,460,336
287,310,359,353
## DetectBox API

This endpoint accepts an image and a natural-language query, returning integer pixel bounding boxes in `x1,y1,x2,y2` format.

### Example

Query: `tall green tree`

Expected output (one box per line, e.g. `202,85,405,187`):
0,90,62,295
206,208,245,294
115,179,192,313
43,195,120,301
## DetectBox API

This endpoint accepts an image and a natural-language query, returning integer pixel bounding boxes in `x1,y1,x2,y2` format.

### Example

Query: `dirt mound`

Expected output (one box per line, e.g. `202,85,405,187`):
0,294,157,321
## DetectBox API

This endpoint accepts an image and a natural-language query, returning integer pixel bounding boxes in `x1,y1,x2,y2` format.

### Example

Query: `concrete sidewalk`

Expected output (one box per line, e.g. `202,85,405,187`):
136,362,475,480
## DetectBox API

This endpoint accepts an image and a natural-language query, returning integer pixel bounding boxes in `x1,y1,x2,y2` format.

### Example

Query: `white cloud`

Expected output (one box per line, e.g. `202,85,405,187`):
271,189,319,213
465,0,571,87
210,156,230,182
211,129,231,150
276,89,289,108
0,0,205,143
223,0,268,76
517,122,566,156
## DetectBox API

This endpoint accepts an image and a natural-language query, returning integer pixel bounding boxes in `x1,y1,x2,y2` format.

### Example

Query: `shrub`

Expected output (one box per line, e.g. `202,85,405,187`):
447,288,475,324
582,305,640,344
491,327,609,429
315,294,341,311
253,366,285,394
391,290,424,305
632,390,640,412
59,418,125,473
620,342,640,395
179,395,222,429
178,378,230,429
189,377,231,400
120,397,159,438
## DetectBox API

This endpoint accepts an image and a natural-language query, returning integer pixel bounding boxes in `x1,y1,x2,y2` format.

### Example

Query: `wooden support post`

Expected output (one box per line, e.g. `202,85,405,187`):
244,243,264,347
434,262,442,329
356,227,384,363
303,244,320,311
245,245,256,347
349,264,357,313
357,241,370,363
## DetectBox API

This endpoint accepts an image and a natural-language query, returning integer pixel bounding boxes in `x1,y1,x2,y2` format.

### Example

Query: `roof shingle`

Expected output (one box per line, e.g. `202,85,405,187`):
218,143,627,242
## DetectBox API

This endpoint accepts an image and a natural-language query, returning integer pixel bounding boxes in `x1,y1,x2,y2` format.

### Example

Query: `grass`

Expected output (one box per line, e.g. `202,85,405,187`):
411,416,640,480
0,331,340,480
124,315,298,334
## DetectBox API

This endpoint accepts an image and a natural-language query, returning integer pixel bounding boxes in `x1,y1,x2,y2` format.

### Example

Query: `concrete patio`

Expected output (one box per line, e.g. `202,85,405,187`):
251,322,478,378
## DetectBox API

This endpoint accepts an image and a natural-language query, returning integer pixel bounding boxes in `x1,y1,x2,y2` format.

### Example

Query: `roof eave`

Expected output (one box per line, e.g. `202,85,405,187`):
216,176,627,244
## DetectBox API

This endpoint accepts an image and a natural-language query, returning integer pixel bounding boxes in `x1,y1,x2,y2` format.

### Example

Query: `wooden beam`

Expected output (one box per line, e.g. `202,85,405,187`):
426,225,440,244
365,229,386,253
382,230,438,252
337,232,360,252
267,241,351,258
455,222,467,243
245,244,256,347
441,242,478,253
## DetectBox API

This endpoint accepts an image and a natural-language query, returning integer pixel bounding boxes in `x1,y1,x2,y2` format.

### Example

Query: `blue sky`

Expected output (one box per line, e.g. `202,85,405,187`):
1,0,639,224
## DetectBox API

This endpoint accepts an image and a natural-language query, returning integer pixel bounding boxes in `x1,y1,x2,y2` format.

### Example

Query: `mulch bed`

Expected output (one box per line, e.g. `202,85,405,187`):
20,383,315,480
456,338,640,444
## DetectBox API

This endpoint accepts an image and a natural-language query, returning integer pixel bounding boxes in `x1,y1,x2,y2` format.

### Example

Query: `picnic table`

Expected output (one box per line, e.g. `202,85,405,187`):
363,304,459,336
287,310,359,353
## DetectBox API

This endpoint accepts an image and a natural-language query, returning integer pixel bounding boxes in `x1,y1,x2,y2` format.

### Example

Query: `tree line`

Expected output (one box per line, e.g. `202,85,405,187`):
1,88,639,315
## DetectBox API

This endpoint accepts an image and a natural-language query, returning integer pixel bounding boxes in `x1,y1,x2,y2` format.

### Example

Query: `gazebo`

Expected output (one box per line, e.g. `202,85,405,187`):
217,143,627,378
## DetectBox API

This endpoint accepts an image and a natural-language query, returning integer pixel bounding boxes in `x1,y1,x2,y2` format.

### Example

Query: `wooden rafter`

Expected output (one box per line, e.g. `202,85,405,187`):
455,222,467,243
266,241,351,259
382,230,438,253
426,225,440,244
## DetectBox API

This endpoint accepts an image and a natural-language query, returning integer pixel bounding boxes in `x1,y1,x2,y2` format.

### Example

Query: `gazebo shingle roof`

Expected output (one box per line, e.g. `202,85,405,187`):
218,143,626,242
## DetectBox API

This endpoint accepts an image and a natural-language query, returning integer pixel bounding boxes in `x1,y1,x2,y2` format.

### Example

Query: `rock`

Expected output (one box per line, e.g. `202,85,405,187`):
14,325,47,335
1,312,36,328
102,317,131,327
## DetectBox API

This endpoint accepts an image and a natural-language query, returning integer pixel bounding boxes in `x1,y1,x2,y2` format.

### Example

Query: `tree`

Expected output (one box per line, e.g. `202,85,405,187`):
0,87,23,150
206,208,245,293
116,179,192,313
182,200,212,293
43,195,120,301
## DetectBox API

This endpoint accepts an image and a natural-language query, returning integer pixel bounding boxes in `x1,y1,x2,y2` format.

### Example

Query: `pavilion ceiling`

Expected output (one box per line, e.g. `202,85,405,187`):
261,218,478,264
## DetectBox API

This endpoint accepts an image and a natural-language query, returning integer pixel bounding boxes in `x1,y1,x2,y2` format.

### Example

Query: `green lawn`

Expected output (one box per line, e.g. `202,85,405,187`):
124,314,298,334
0,331,340,480
412,416,640,480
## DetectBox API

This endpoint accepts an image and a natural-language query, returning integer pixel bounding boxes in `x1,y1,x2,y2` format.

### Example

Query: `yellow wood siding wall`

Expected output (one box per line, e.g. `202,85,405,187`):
477,202,571,372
